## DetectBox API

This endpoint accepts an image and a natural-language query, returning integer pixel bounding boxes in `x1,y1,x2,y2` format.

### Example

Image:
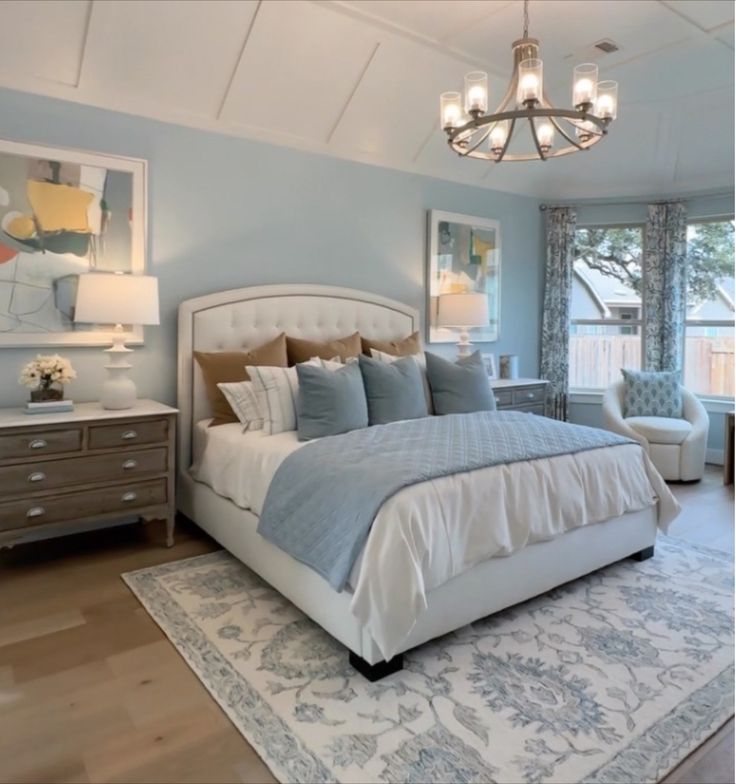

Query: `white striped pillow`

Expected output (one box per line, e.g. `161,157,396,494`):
217,380,263,431
247,359,322,435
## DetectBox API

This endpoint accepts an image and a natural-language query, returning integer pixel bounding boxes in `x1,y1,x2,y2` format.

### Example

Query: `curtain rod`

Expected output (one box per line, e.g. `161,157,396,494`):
539,193,732,211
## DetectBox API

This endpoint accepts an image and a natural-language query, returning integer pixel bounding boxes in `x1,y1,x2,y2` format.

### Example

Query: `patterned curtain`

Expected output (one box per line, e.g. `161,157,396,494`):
540,207,577,420
643,202,688,372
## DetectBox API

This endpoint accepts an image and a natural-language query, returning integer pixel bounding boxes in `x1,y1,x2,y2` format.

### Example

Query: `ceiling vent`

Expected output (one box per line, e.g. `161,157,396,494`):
594,39,620,54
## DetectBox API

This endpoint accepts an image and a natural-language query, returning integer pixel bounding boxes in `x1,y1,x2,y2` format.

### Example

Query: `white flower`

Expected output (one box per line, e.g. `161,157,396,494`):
18,354,76,389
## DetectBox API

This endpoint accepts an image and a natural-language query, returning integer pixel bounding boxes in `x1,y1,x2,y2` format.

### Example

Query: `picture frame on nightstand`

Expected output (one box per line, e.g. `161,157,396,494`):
482,353,498,379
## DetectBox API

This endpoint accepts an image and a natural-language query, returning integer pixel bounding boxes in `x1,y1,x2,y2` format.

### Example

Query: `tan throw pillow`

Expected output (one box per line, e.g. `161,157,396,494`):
194,333,287,426
362,331,421,357
286,332,362,365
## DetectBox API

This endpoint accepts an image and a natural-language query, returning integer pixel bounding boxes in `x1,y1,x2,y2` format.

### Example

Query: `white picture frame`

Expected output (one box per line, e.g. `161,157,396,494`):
0,138,147,347
427,209,501,344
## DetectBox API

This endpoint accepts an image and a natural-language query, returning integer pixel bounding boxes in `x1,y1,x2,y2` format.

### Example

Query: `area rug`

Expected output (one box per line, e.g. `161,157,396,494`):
123,536,734,784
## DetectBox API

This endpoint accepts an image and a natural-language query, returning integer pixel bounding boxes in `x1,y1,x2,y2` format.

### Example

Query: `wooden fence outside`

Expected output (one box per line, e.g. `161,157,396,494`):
569,335,735,397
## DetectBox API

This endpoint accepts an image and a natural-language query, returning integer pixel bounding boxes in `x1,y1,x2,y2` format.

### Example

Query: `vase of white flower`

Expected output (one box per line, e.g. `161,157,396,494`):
19,355,77,403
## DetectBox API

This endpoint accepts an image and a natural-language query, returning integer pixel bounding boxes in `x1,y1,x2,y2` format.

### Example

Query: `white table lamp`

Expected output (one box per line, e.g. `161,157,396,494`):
437,292,489,357
74,273,160,409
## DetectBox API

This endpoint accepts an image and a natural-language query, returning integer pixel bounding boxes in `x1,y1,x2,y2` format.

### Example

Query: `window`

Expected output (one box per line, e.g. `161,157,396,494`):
684,219,735,398
569,226,644,389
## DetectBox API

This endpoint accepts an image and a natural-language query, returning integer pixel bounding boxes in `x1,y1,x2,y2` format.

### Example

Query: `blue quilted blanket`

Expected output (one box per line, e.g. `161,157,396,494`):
257,412,633,591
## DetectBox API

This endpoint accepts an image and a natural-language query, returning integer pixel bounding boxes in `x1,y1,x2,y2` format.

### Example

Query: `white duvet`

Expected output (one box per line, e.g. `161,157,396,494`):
193,419,680,658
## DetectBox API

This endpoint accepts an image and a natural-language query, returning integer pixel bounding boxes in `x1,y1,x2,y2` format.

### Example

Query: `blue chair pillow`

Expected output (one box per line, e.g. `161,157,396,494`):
621,368,683,418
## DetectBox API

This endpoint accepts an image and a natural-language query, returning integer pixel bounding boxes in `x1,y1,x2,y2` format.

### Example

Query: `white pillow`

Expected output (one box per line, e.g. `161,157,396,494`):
370,348,426,368
247,358,321,435
217,380,263,431
370,348,432,412
320,356,357,370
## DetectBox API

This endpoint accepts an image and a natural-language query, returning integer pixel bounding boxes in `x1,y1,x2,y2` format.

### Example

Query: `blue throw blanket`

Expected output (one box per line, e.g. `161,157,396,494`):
257,412,633,591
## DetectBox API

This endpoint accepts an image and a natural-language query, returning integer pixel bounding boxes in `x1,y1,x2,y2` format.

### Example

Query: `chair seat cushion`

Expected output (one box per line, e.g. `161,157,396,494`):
626,415,692,445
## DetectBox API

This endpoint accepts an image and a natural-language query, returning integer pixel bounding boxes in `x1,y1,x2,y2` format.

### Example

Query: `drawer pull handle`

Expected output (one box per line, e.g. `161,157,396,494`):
526,392,535,399
26,506,45,518
29,439,47,450
122,430,138,440
494,396,501,404
122,459,138,470
121,491,138,503
28,471,46,483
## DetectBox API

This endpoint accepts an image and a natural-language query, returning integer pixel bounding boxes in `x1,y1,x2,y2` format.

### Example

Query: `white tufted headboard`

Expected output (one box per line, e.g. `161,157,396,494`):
177,284,419,470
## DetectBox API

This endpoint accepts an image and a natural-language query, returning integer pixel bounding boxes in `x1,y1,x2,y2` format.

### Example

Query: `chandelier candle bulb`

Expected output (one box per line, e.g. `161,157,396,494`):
576,120,597,142
596,80,618,121
517,58,542,104
537,122,554,151
464,71,488,114
489,121,508,154
440,91,463,130
573,63,598,109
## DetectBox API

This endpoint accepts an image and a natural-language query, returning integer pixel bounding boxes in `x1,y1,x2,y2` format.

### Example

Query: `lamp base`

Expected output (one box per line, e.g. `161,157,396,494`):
456,328,473,358
101,373,137,410
101,324,137,410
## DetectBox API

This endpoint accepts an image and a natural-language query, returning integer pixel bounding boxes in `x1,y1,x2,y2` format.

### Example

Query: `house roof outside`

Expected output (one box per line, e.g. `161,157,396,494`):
573,261,735,320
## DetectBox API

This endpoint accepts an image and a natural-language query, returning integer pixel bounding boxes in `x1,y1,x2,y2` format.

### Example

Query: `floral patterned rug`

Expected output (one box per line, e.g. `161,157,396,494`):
123,536,734,784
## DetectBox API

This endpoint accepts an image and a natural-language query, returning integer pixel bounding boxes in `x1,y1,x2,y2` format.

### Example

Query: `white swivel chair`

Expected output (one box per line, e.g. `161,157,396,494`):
603,381,709,481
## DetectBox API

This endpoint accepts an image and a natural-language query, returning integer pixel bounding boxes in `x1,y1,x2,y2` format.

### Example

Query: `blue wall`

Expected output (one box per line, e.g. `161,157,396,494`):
0,87,544,409
569,192,735,459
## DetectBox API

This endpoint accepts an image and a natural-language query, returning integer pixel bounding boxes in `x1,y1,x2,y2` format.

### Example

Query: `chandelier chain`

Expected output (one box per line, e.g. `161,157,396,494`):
522,0,529,38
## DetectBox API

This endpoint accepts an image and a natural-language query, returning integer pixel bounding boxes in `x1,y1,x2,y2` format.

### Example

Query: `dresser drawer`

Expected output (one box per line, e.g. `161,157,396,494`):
518,403,546,416
492,389,513,407
0,478,167,532
0,428,82,461
88,418,168,450
0,447,167,496
513,386,546,406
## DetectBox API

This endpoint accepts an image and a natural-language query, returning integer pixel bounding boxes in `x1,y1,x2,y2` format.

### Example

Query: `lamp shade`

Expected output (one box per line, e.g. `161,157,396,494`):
74,273,160,325
437,292,489,327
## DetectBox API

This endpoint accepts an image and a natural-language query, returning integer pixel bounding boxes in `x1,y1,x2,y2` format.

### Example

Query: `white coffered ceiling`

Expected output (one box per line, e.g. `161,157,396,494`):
0,0,732,199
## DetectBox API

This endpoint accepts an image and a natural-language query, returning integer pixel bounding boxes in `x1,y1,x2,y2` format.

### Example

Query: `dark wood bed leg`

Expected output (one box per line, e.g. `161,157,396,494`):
349,652,403,681
631,545,655,562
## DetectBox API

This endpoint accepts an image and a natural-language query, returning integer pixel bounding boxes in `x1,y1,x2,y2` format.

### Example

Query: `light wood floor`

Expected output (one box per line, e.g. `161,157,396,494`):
0,466,732,784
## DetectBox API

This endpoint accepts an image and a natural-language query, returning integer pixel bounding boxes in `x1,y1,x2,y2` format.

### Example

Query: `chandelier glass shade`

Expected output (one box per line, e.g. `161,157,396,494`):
440,1,618,163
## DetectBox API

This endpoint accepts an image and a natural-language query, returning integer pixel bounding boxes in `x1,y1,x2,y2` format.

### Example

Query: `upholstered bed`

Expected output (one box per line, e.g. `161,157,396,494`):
177,284,677,678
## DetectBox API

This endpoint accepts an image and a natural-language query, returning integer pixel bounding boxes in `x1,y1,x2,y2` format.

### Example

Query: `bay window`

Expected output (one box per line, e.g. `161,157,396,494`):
569,225,644,389
683,219,735,398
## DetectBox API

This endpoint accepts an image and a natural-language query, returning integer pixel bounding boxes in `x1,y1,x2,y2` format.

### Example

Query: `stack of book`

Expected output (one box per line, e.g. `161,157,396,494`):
25,400,75,415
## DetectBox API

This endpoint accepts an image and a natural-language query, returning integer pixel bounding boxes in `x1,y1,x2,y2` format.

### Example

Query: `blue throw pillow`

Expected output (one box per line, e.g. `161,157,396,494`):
358,354,429,425
425,351,496,415
296,362,368,441
621,368,683,418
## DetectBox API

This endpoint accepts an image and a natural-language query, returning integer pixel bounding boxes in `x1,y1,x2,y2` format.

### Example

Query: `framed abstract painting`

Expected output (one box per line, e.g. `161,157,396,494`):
0,138,147,346
426,210,501,344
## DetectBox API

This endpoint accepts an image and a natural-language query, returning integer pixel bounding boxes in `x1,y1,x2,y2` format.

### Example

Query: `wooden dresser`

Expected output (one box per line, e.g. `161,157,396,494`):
0,400,177,549
490,378,549,416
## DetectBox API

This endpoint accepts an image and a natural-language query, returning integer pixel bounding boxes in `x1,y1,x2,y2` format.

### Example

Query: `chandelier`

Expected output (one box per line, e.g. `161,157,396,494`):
440,0,618,163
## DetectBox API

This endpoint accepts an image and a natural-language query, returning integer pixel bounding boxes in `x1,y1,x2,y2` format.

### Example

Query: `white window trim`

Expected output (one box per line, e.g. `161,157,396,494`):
569,388,733,414
571,223,647,381
570,219,735,405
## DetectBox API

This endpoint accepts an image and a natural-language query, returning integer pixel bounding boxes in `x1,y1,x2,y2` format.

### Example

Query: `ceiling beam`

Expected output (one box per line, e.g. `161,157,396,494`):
73,0,94,89
325,41,380,144
312,0,509,78
657,0,734,49
216,0,262,120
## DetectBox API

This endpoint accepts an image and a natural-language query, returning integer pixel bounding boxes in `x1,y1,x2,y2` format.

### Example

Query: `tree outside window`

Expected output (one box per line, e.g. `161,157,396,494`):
569,219,734,397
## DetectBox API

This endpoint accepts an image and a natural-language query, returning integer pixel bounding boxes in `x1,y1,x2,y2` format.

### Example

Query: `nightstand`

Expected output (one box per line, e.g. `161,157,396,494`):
0,400,177,549
491,378,549,415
